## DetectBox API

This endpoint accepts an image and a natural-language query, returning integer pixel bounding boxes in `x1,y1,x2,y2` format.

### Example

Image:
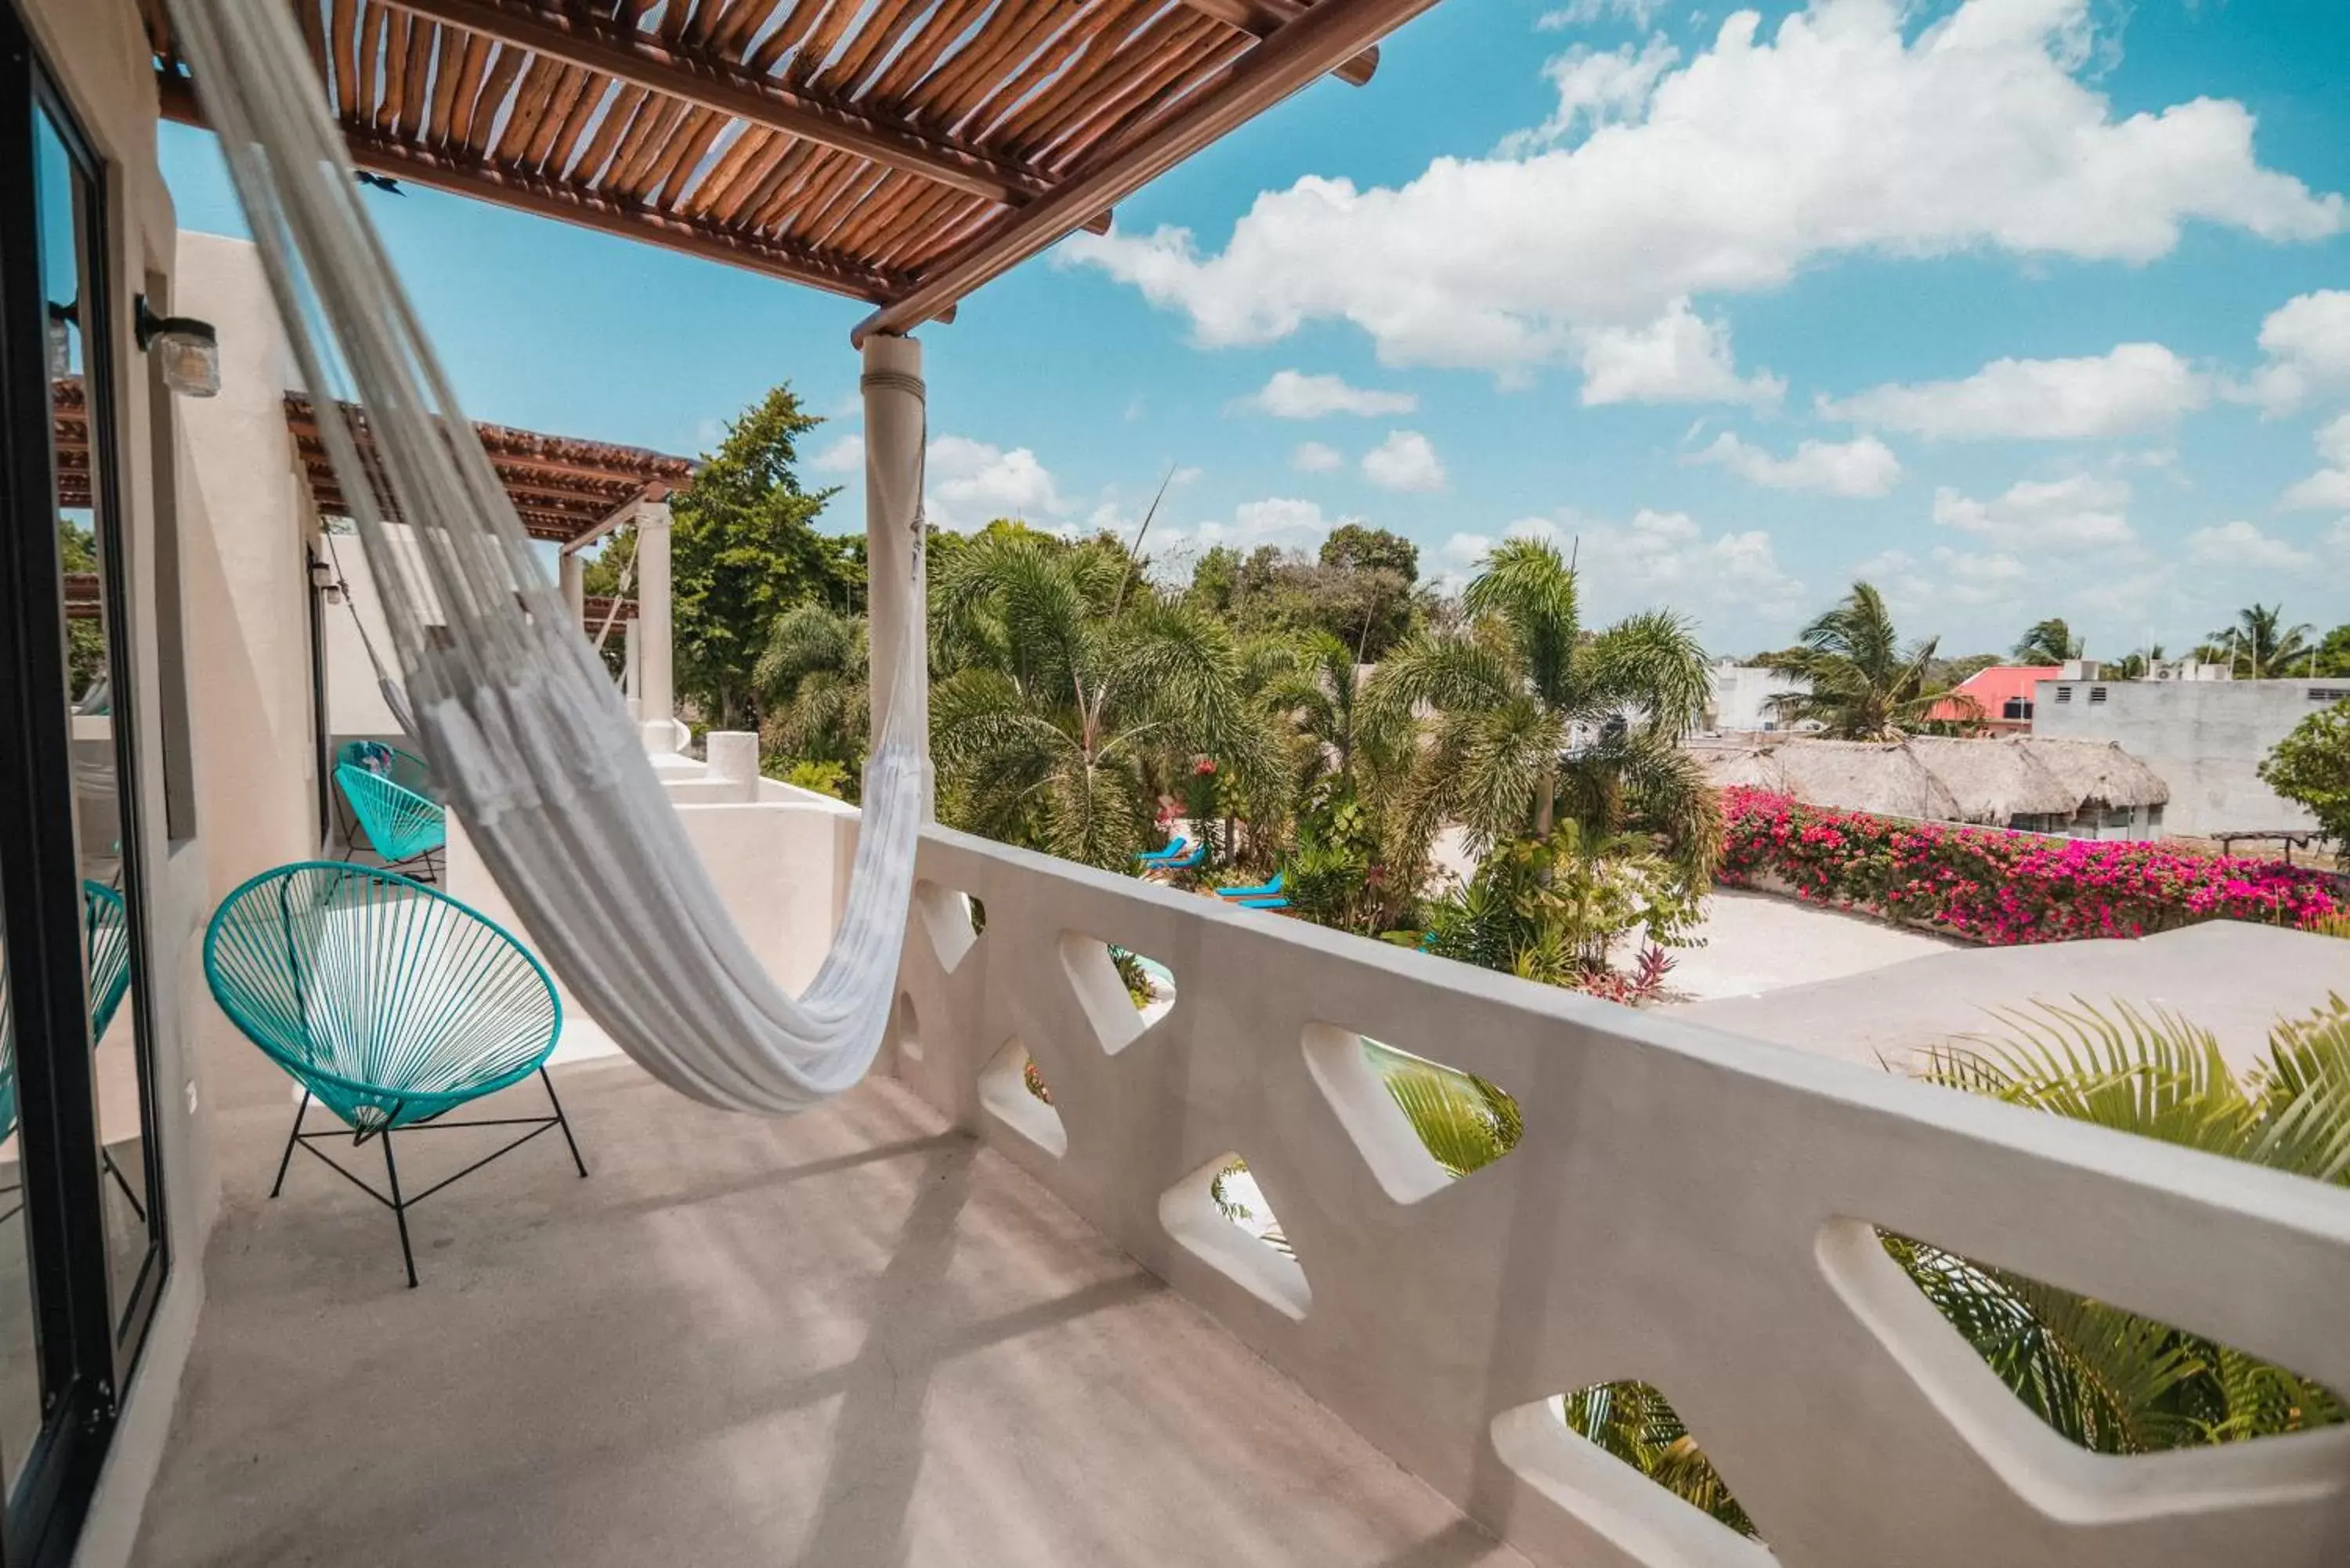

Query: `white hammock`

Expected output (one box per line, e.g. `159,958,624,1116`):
168,0,927,1114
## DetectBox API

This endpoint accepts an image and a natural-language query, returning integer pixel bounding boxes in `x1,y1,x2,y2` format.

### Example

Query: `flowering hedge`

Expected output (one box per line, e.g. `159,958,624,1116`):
1719,787,2341,945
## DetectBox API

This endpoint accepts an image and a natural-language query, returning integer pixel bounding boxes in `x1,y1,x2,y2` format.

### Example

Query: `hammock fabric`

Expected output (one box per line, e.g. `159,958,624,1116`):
168,0,927,1114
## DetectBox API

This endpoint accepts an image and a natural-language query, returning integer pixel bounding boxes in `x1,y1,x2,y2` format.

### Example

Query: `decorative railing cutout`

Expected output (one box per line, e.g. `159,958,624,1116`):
1058,932,1176,1055
912,880,982,974
1875,1225,2345,1455
1159,1151,1310,1320
977,1035,1065,1158
1490,1385,1772,1567
1302,1026,1522,1205
891,991,923,1064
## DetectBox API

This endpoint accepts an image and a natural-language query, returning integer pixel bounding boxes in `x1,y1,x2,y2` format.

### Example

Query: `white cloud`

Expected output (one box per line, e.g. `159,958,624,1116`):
810,433,863,473
1858,545,2034,617
1239,369,1417,418
1503,35,1680,154
1456,508,1804,624
1061,0,2341,374
1822,344,2210,440
1575,299,1784,406
1155,497,1356,559
2280,413,2350,511
1539,0,1663,28
1291,440,1344,472
1689,431,1902,497
1932,473,2135,549
925,435,1066,530
1361,430,1447,492
2185,519,2316,572
2232,291,2350,414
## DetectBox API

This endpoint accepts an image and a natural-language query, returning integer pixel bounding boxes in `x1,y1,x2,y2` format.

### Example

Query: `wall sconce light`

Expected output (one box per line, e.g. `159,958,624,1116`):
135,294,219,397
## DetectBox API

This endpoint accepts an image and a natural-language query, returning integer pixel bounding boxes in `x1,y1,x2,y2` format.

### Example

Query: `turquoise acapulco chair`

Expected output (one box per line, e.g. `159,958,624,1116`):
1,882,137,1223
204,862,586,1286
334,739,446,882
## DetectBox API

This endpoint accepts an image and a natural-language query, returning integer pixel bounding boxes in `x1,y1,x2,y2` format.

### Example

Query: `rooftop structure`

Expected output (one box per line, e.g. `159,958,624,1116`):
2031,674,2342,836
1691,734,2170,840
1926,664,2060,735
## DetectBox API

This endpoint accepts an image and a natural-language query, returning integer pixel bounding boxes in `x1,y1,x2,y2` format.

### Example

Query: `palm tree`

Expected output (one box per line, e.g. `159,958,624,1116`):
1767,581,1971,739
928,531,1285,872
1897,998,2348,1451
2204,604,2315,678
1371,538,1719,873
2012,616,2083,664
754,602,869,779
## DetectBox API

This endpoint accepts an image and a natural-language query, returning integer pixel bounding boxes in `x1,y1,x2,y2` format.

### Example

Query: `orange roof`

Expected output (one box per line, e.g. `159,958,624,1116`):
1929,664,2060,722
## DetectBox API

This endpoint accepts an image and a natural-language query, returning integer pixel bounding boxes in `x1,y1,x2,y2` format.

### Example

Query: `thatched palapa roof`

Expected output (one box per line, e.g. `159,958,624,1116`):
1692,735,2168,826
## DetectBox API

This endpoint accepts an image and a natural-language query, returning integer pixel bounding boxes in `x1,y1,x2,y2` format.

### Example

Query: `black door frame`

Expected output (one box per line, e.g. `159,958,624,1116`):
0,5,168,1559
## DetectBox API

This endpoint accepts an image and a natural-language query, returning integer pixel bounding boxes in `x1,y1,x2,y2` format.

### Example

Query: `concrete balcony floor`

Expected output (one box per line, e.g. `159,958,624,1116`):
132,1055,1528,1568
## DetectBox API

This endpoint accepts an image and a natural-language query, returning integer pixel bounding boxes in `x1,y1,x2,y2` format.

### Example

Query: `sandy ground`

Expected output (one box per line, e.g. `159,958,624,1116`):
1658,887,1960,1004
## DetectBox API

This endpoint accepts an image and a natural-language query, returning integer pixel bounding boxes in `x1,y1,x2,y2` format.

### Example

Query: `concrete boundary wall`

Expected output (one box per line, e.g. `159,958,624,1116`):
891,824,2350,1568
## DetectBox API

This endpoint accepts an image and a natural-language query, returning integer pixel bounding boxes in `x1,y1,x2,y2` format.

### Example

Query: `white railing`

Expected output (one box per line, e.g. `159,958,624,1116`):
891,824,2350,1568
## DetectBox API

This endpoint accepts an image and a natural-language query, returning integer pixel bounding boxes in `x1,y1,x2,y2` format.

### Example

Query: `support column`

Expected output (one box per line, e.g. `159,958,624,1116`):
559,549,585,631
635,498,674,751
862,332,930,812
621,623,640,721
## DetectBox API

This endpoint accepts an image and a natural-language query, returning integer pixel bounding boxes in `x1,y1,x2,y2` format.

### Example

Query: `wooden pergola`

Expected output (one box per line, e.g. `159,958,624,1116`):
141,0,1430,337
142,0,1444,743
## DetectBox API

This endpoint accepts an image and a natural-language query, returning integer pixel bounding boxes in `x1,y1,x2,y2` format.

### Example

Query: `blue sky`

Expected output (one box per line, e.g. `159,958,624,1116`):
160,0,2350,659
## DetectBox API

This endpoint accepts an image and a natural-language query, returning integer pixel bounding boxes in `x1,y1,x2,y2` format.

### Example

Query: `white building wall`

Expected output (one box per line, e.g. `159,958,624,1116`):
2030,677,2336,836
1705,663,1808,733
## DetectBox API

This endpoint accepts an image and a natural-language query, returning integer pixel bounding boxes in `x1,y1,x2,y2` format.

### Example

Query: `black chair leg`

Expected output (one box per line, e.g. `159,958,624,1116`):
542,1068,588,1179
269,1091,311,1198
381,1130,418,1289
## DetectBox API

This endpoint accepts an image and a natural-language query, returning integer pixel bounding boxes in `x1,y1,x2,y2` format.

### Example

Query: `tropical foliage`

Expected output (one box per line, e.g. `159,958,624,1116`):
755,601,868,794
1372,537,1720,873
2258,697,2350,862
2200,602,2316,679
1719,787,2340,941
927,526,1287,872
2011,616,2084,663
1766,581,1975,739
1419,826,1697,998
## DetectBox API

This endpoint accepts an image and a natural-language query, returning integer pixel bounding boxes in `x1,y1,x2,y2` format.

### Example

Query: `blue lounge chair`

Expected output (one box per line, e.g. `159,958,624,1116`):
1236,896,1289,910
1215,870,1284,901
1134,836,1191,865
205,862,585,1286
1152,843,1206,872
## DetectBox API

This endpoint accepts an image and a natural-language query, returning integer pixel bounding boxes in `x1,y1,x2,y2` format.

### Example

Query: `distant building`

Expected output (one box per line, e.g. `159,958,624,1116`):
1692,734,2170,840
1702,661,1811,733
1928,664,2061,733
2031,676,2341,836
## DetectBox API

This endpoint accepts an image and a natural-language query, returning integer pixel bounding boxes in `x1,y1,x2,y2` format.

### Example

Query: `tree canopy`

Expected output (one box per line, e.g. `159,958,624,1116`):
2012,617,2083,664
2259,698,2350,859
1766,581,1972,739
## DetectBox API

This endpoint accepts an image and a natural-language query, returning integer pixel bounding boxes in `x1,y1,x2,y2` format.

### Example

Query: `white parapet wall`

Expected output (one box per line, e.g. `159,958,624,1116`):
444,750,859,1065
889,823,2350,1568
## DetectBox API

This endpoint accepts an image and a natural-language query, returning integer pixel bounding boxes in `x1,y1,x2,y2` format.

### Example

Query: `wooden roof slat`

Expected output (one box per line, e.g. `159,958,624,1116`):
713,0,790,57
427,24,468,144
684,122,774,217
569,81,648,182
441,31,494,146
493,55,568,164
859,0,1448,340
1178,0,1376,86
329,0,361,117
905,0,1058,125
814,0,936,99
1014,14,1216,162
526,64,596,171
360,4,392,129
743,138,829,228
653,107,731,208
385,0,1065,211
748,0,837,74
865,0,992,107
611,96,692,194
958,0,1143,146
298,0,332,88
1050,28,1245,171
463,42,528,154
396,15,436,137
542,70,613,173
786,0,870,88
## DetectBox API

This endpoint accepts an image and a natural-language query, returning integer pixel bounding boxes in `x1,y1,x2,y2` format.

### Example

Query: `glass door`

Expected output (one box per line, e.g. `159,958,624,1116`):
0,5,172,1559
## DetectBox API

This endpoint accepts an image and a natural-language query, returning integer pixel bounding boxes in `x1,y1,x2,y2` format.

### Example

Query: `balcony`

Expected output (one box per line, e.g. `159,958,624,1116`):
127,795,2350,1568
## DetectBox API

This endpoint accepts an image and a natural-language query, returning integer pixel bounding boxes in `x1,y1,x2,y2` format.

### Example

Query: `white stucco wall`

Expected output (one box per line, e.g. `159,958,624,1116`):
1705,663,1808,733
2030,677,2332,836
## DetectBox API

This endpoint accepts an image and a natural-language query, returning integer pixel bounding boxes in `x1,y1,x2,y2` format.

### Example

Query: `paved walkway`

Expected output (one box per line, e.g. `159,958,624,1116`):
134,1057,1527,1568
1661,887,1959,1003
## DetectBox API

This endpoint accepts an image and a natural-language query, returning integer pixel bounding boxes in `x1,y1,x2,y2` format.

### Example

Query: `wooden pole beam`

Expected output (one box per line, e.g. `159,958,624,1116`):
856,0,1442,342
379,0,1109,233
1176,0,1379,86
158,73,909,302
